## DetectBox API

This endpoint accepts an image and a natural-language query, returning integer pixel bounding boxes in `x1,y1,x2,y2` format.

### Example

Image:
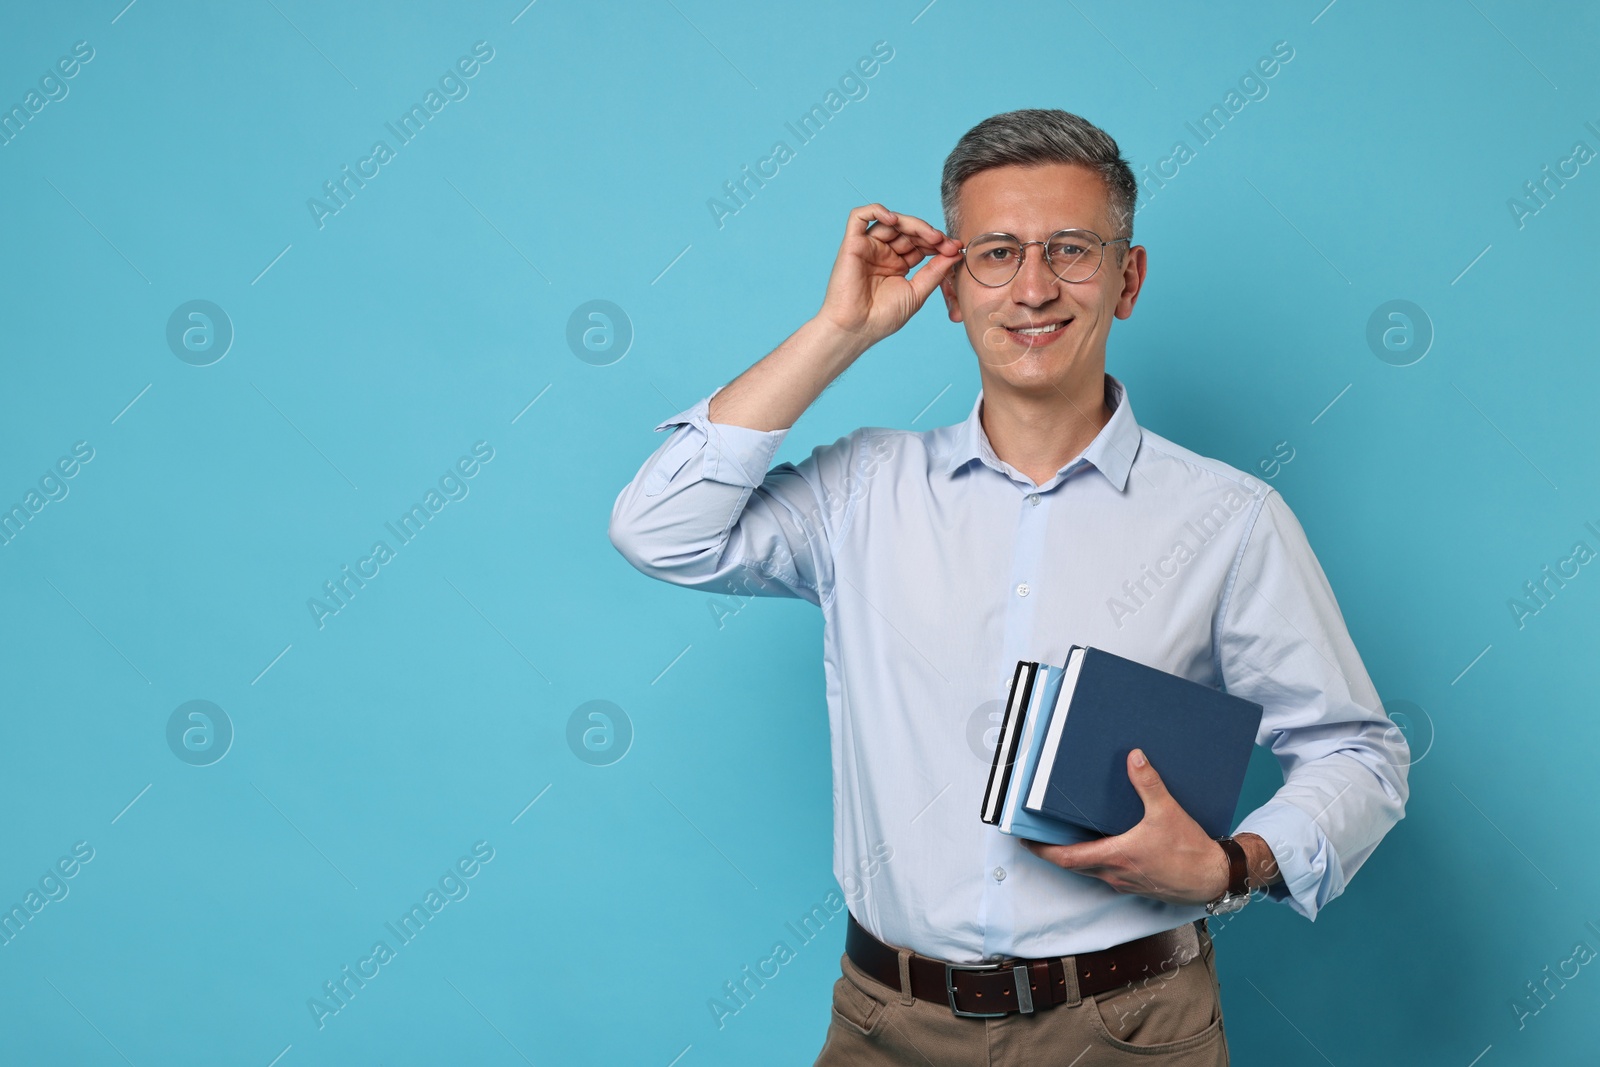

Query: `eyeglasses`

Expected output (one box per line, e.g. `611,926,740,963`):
957,228,1131,287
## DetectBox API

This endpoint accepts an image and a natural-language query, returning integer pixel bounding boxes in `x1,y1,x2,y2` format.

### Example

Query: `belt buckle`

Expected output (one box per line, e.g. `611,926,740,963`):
945,960,1032,1018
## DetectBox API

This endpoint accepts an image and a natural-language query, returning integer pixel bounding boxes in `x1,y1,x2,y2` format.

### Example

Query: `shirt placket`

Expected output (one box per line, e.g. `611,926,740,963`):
979,479,1053,960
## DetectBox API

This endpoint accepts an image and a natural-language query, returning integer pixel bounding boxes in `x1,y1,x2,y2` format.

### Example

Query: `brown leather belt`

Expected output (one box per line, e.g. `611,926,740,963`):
845,912,1206,1018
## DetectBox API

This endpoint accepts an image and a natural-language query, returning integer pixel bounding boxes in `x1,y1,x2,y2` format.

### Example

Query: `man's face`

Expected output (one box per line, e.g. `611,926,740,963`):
940,162,1146,398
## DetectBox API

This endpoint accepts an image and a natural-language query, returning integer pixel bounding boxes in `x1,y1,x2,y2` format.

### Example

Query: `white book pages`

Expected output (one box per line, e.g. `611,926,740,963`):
982,661,1035,823
1026,646,1087,812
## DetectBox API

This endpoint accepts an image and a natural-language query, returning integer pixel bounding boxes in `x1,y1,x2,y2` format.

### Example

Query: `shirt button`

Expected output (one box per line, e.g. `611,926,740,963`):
993,866,1007,882
1027,493,1041,506
1016,583,1029,597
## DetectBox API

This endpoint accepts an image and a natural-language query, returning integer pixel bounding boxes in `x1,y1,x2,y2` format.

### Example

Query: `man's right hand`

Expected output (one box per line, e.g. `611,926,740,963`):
817,204,962,349
704,204,962,433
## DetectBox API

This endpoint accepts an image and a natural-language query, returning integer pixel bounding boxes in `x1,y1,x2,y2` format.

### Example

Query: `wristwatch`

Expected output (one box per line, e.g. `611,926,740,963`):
1205,836,1251,916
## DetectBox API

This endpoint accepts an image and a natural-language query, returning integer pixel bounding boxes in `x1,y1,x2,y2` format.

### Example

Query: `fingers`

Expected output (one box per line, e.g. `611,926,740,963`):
1128,748,1173,802
848,203,958,256
1027,842,1138,892
843,203,961,307
886,209,957,253
884,232,920,256
907,247,962,304
1026,838,1109,870
847,203,899,238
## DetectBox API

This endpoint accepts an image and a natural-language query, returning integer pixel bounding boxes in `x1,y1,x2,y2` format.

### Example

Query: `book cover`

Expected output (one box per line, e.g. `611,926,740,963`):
1022,646,1264,838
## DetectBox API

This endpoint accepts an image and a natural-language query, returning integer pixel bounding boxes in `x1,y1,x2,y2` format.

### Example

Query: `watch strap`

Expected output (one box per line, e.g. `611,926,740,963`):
1217,835,1249,897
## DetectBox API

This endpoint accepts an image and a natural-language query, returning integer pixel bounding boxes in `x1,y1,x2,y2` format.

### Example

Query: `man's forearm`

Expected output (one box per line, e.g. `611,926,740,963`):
706,317,871,432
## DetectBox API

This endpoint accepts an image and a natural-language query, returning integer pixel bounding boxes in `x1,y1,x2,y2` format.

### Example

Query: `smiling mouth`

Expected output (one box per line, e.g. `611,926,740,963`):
1003,319,1072,344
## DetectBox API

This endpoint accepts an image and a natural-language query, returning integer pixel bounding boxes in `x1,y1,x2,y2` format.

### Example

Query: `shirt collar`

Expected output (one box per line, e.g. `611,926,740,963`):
941,372,1141,492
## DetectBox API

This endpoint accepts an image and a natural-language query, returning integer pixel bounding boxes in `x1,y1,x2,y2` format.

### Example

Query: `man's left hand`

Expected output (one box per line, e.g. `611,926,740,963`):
1021,748,1250,906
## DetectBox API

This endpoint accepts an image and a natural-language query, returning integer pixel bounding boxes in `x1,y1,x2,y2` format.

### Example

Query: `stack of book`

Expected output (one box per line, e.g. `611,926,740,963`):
980,646,1265,845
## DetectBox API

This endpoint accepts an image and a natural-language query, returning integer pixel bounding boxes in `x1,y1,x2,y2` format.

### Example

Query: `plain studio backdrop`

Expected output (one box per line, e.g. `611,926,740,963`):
1,1,1596,1064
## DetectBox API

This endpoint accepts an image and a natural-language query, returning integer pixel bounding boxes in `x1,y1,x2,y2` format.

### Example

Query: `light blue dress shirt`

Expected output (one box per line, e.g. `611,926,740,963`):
609,372,1409,963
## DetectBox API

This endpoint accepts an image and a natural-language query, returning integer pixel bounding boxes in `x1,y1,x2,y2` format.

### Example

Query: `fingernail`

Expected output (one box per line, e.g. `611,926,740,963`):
1131,749,1146,767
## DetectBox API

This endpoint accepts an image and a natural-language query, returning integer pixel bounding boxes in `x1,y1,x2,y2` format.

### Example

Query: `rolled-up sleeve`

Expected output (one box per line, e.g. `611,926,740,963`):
608,385,870,607
1217,488,1410,921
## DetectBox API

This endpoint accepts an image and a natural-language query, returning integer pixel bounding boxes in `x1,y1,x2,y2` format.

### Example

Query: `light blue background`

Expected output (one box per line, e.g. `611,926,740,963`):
2,1,1596,1064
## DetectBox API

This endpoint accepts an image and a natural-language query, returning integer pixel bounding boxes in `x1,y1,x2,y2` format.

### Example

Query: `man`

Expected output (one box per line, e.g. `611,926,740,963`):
609,109,1409,1065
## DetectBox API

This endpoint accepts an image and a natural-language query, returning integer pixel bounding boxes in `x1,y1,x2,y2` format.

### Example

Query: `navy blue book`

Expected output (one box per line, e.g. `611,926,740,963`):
1021,646,1264,839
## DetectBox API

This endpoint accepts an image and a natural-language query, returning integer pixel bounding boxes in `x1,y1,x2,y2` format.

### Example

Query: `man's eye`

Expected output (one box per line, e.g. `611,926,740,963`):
981,248,1014,262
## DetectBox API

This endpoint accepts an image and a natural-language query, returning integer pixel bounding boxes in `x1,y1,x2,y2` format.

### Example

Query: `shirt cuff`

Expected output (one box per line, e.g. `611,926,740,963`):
1233,799,1346,921
652,384,789,489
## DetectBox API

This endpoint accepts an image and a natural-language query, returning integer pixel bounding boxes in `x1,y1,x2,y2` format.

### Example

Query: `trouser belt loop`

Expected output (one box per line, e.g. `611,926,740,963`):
896,948,915,1007
1054,953,1082,1007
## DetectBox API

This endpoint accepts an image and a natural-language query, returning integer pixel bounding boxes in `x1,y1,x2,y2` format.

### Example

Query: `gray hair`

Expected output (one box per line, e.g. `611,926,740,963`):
940,108,1137,245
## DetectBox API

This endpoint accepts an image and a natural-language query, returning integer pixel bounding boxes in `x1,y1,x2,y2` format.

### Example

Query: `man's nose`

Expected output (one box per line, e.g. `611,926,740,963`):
1010,244,1061,305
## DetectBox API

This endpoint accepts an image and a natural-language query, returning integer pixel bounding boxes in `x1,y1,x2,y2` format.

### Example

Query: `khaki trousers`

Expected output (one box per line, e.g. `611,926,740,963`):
813,922,1228,1066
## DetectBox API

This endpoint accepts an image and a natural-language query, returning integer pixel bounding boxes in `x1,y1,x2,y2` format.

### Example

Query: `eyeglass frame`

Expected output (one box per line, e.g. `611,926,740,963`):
955,228,1133,287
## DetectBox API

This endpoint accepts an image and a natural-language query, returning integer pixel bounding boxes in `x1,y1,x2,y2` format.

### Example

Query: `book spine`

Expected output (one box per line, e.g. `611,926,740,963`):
983,661,1036,822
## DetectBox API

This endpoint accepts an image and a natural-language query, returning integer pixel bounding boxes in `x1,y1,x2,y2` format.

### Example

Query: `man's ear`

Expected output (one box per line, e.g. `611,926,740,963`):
940,270,963,323
1113,244,1147,320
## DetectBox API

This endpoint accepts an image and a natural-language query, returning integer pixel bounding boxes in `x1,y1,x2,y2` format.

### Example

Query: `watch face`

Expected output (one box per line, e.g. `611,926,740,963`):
1207,893,1249,916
